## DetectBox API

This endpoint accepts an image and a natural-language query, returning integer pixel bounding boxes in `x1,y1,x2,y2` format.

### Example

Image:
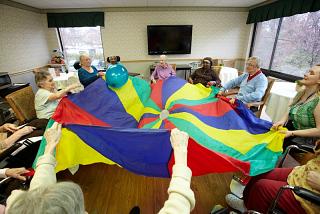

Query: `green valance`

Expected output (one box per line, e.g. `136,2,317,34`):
247,0,320,24
47,12,104,28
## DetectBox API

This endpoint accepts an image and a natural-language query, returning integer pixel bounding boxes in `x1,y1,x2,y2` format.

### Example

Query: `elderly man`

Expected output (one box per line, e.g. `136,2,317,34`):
219,56,268,105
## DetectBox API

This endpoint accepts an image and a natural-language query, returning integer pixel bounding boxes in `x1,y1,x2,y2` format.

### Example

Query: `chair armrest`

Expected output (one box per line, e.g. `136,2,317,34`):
293,186,320,206
247,101,264,108
297,144,315,153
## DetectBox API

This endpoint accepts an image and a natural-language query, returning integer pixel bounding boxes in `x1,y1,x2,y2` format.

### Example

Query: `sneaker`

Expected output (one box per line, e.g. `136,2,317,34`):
230,178,246,198
225,194,247,213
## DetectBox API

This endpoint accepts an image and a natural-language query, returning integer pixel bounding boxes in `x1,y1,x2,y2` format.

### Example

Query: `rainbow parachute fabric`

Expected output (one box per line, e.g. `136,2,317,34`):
34,77,284,177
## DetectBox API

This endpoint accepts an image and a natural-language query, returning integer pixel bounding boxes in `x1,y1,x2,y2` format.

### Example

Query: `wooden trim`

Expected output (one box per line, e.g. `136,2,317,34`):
0,0,41,13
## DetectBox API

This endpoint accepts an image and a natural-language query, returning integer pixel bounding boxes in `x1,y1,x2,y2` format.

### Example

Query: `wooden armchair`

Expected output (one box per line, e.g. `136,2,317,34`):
5,86,37,124
170,64,176,72
247,77,275,117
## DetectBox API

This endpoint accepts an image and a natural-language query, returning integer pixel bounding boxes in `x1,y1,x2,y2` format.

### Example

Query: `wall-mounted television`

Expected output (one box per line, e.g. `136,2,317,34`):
147,25,192,55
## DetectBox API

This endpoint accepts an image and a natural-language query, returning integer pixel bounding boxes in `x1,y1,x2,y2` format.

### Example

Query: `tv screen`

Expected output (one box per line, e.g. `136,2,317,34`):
147,25,192,55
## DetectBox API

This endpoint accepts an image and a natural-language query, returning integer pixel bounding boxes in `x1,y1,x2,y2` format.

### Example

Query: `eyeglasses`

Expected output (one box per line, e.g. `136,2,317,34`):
246,63,255,67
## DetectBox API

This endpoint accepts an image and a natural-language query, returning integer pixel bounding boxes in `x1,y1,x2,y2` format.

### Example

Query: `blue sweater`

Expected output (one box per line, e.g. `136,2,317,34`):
78,66,99,87
221,72,268,104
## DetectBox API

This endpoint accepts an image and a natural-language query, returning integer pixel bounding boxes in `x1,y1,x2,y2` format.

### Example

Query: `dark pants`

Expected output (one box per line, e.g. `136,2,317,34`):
243,168,306,214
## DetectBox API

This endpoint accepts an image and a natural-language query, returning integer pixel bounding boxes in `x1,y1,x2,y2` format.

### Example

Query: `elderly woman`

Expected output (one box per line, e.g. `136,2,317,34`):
150,55,176,83
226,141,320,214
78,54,104,87
5,122,86,214
273,64,320,149
188,57,221,87
35,71,78,119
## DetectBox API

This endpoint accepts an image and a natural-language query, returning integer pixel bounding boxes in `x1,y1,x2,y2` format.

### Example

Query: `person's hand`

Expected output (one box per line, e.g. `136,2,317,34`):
2,123,18,133
307,171,320,191
170,128,189,165
15,126,35,137
229,98,236,105
188,78,193,84
5,167,29,181
206,81,216,87
279,130,294,138
217,91,225,96
272,121,286,131
98,71,105,77
151,79,156,84
44,122,62,155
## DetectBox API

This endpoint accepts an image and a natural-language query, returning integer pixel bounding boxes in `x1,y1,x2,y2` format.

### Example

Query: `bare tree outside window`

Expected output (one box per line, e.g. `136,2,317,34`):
59,27,105,70
252,18,280,69
272,11,320,77
251,11,320,78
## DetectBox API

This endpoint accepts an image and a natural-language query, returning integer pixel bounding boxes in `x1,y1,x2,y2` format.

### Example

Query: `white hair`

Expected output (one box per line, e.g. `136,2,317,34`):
248,56,261,68
7,182,85,214
160,55,167,60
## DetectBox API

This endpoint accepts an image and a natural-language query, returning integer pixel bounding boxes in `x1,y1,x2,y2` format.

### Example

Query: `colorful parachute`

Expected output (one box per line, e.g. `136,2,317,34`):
34,77,284,177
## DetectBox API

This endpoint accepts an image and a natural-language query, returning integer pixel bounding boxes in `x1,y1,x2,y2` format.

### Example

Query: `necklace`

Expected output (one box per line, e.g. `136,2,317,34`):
297,91,317,105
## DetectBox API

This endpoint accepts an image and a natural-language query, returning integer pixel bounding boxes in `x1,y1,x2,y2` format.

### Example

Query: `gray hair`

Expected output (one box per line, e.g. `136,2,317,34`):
79,54,90,63
248,56,261,68
35,70,51,87
7,182,85,214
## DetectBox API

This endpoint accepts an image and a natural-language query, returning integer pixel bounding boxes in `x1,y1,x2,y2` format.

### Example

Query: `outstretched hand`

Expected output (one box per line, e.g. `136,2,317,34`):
5,167,29,181
44,122,62,155
170,128,189,165
2,123,19,133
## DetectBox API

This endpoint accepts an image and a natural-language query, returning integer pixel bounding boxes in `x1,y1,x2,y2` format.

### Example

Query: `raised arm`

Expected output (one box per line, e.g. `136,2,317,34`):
158,128,195,214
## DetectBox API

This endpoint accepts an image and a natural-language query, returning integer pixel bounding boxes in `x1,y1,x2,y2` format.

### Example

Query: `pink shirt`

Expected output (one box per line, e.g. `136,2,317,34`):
151,63,176,80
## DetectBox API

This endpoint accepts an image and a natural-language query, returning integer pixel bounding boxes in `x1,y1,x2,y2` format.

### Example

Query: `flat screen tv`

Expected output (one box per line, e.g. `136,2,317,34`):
147,25,192,55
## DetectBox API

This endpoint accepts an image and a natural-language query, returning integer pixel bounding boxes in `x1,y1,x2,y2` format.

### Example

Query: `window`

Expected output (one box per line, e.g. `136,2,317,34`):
58,27,105,70
251,11,320,80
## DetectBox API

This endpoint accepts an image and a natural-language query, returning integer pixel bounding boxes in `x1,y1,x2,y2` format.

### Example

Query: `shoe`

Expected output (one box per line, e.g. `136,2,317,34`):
210,204,229,214
225,194,247,213
230,178,246,198
129,206,140,214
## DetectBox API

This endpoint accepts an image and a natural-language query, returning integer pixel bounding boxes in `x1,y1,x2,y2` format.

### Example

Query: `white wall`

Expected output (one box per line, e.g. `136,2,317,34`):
101,10,250,77
0,4,50,75
102,11,250,60
0,6,251,84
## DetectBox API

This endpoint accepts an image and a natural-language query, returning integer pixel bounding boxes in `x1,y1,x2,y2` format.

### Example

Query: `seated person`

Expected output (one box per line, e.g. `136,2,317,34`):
273,64,320,149
188,57,221,87
34,71,79,119
150,55,176,83
5,122,86,214
218,56,268,105
225,141,320,214
78,54,104,87
5,123,194,214
106,56,120,69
